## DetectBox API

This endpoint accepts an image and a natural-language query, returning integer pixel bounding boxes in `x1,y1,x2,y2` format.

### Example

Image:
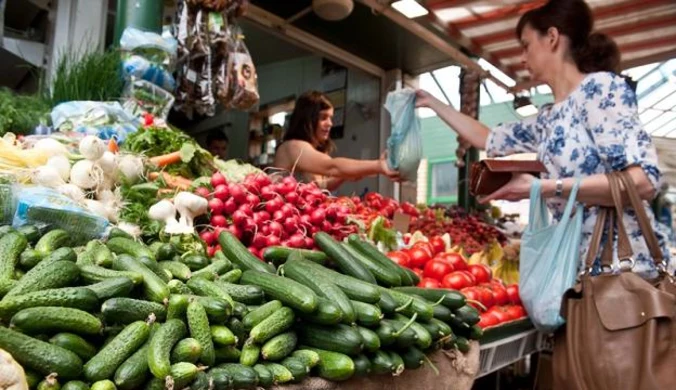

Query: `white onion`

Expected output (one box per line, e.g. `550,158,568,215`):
33,166,66,188
47,155,71,182
79,136,106,161
33,138,69,158
97,151,118,176
117,155,144,184
84,199,110,220
70,160,103,190
56,184,85,203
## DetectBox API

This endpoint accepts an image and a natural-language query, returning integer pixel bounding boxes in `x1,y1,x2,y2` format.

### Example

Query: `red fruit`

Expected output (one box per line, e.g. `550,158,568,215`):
429,236,446,255
210,215,227,228
478,312,500,328
272,210,285,222
442,272,473,290
310,209,326,226
213,184,230,201
412,242,434,257
211,172,227,187
491,286,509,306
412,268,424,279
506,285,521,305
436,253,467,271
238,204,254,217
418,278,440,289
208,198,225,215
423,260,454,281
476,287,495,310
252,234,267,249
408,247,432,269
387,251,411,268
200,231,216,246
194,186,211,199
458,271,476,286
487,307,512,323
506,305,526,319
468,264,492,284
461,287,480,302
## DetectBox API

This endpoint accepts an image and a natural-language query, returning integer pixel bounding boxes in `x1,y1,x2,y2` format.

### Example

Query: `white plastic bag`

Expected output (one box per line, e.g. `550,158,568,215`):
384,88,423,182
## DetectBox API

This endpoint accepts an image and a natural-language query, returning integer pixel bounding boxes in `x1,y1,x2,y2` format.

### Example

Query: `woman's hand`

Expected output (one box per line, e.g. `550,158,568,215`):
379,151,401,182
415,90,440,109
479,173,534,204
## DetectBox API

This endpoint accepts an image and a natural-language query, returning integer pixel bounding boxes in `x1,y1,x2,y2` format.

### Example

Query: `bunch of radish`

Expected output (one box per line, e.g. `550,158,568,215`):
196,171,358,258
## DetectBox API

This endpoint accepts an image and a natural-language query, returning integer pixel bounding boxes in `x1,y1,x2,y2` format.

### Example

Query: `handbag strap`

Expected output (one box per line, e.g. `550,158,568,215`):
585,206,609,270
607,173,634,261
617,171,665,266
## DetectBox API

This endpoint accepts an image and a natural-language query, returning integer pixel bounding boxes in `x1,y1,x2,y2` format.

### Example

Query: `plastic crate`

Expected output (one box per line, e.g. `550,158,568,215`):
477,329,546,378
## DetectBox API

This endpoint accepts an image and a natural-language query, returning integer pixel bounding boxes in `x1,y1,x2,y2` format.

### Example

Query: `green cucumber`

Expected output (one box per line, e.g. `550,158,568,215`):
419,319,444,340
186,277,235,308
388,351,405,376
297,259,380,303
469,324,484,340
284,255,355,324
113,324,160,390
393,314,433,350
430,317,453,337
109,227,134,240
401,346,425,369
188,295,230,323
171,338,202,364
187,300,215,366
0,225,15,238
37,374,61,390
166,294,190,320
455,336,470,353
5,260,79,298
314,232,376,284
112,254,169,303
180,254,210,271
147,319,187,378
262,363,294,384
342,242,401,287
189,372,210,390
239,341,260,366
16,225,41,245
455,305,480,325
281,356,308,383
242,300,282,330
0,327,83,378
79,265,143,285
207,367,233,389
0,278,16,298
85,277,134,300
262,246,328,265
138,256,171,282
232,301,249,319
155,243,177,261
377,289,398,314
249,307,295,344
214,346,241,363
91,243,115,268
298,297,343,325
374,320,397,346
404,267,420,285
167,279,193,295
35,229,69,254
19,249,42,270
370,350,394,375
219,268,242,283
62,381,89,390
25,370,42,388
106,237,154,259
379,287,434,321
192,259,232,280
84,320,152,382
261,332,297,361
386,318,418,349
227,317,248,347
0,287,98,319
214,281,265,305
11,307,103,335
347,235,413,285
432,302,454,322
240,270,317,314
253,364,274,387
218,231,275,273
299,323,363,356
393,286,466,310
399,266,414,286
143,378,164,390
0,232,28,279
211,324,238,346
90,380,116,390
303,347,355,382
351,300,383,327
101,298,167,324
356,326,380,353
291,349,320,368
352,354,371,377
158,261,192,281
214,364,259,389
166,362,200,389
49,333,97,361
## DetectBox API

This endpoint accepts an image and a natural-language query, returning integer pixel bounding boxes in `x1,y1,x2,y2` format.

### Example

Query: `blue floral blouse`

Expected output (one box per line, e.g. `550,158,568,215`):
486,72,671,278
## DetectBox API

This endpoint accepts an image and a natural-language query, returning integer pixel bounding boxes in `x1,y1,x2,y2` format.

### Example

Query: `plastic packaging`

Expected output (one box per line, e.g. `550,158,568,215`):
384,88,423,182
120,27,178,92
13,186,110,243
50,101,139,144
225,28,259,111
123,79,175,121
0,177,17,226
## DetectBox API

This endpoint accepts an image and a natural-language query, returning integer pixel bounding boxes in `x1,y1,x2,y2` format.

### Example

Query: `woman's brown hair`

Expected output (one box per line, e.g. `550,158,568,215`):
516,0,621,73
283,91,336,154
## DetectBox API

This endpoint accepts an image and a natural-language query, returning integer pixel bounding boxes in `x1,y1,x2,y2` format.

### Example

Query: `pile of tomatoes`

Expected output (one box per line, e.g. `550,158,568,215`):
387,237,527,329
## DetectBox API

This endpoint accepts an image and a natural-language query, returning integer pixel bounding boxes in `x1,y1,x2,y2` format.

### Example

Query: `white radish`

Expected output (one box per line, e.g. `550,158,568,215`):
70,160,103,190
117,155,144,184
47,155,71,181
173,191,208,229
84,199,110,220
33,138,69,157
97,151,118,176
32,166,66,188
56,184,85,203
116,222,142,239
79,136,106,161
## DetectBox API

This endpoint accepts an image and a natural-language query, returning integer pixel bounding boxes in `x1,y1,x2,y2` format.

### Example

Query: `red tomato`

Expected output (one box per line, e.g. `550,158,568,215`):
506,285,521,305
506,305,527,319
412,268,424,279
442,272,473,290
461,287,480,302
408,247,432,268
476,287,496,310
418,277,441,289
468,264,492,284
478,312,500,328
458,271,476,286
387,251,411,268
423,260,454,281
412,242,434,257
487,307,512,323
437,253,467,270
429,236,446,255
490,286,509,306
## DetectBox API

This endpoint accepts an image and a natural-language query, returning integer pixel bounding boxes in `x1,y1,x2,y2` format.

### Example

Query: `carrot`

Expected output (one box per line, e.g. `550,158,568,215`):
108,138,119,153
148,171,192,190
150,151,182,167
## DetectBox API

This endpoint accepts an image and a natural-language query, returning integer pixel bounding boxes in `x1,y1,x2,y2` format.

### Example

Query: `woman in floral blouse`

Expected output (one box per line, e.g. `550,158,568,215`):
417,0,671,277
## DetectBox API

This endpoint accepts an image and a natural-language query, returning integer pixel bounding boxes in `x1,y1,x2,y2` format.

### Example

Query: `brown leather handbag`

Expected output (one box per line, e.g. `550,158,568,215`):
469,159,547,196
553,172,676,390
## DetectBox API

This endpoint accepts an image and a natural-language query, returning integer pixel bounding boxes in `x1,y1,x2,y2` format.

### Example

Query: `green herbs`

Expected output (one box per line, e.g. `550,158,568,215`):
0,89,51,136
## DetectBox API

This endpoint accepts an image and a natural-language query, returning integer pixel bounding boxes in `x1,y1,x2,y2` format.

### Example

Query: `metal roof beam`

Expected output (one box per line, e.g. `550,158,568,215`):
451,1,545,30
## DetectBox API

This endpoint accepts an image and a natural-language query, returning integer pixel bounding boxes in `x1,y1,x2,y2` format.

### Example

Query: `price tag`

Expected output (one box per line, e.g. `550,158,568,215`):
392,212,411,233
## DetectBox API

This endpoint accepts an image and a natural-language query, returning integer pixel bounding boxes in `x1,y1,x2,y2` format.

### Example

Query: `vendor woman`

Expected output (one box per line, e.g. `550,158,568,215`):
274,91,399,191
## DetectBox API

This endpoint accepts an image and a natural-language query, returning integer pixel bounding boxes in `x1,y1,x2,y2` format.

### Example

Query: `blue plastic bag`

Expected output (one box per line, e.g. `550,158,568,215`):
384,88,423,182
519,178,583,333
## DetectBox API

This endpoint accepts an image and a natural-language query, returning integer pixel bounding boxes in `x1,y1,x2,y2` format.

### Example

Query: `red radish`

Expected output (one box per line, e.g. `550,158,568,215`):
267,235,281,246
260,186,277,201
281,204,297,218
285,192,299,204
200,231,216,246
310,209,326,225
265,198,283,214
229,184,247,204
213,184,229,201
283,217,297,234
232,210,248,226
288,234,305,248
223,198,237,215
272,210,285,222
252,234,267,249
211,215,227,227
238,204,254,217
241,219,256,233
310,226,319,235
335,212,347,224
211,172,227,187
208,198,225,215
304,237,314,248
227,225,242,240
253,212,268,226
261,225,271,236
321,220,332,232
300,214,312,227
268,221,284,237
194,187,211,199
207,246,217,257
245,193,260,209
282,176,297,186
248,247,260,259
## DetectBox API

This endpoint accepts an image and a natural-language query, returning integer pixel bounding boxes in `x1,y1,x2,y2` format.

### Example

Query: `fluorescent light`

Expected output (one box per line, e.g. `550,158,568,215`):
392,0,429,18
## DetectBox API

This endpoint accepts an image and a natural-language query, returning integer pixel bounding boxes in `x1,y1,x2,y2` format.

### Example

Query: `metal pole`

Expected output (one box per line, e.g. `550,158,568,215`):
113,0,163,45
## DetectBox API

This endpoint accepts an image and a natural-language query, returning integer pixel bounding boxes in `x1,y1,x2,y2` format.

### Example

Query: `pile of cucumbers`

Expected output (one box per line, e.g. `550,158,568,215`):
0,225,482,390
